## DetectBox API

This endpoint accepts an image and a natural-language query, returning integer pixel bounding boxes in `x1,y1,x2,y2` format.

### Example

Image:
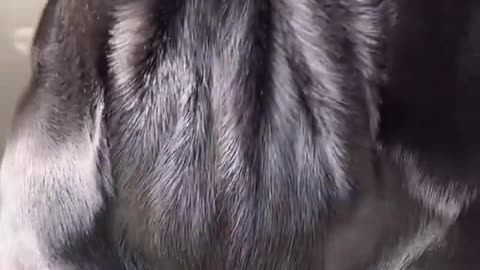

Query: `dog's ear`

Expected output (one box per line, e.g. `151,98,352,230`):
0,0,120,268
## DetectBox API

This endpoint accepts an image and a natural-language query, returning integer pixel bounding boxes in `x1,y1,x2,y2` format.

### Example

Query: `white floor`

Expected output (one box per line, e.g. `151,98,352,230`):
0,0,46,153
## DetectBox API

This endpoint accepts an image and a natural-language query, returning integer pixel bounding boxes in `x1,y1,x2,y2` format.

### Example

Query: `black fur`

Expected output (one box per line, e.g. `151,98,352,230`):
1,0,480,269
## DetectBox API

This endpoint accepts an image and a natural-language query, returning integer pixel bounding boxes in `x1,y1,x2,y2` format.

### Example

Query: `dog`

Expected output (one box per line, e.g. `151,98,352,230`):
1,0,480,269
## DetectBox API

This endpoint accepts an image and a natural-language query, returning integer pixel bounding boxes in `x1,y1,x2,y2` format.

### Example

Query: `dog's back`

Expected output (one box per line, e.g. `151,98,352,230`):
1,0,480,269
106,0,390,268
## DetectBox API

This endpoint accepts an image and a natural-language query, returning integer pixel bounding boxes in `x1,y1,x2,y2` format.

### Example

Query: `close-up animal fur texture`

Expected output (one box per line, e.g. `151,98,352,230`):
1,0,480,269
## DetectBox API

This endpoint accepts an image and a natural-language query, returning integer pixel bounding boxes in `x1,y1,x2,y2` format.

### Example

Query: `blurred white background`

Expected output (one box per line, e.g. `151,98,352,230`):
0,0,46,153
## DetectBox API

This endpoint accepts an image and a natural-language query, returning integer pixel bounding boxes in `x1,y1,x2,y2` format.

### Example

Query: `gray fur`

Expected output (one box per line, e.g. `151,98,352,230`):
1,0,480,270
107,0,386,268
